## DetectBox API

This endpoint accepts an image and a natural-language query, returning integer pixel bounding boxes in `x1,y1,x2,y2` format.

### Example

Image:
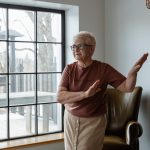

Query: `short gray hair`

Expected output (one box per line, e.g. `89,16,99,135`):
73,31,96,46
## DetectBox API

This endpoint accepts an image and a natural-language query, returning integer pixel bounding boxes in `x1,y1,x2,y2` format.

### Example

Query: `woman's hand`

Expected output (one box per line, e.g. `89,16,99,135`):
85,80,101,98
128,53,148,76
117,53,148,92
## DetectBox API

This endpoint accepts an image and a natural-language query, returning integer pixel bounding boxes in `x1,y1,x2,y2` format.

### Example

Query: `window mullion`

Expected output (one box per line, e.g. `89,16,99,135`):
35,10,38,136
6,7,10,140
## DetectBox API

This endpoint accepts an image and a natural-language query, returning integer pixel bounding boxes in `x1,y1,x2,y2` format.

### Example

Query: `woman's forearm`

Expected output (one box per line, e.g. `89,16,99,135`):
57,80,101,104
117,72,137,92
57,90,87,104
117,53,148,92
125,72,137,91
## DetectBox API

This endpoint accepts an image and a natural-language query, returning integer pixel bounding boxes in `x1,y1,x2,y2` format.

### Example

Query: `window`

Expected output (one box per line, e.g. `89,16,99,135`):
0,3,65,141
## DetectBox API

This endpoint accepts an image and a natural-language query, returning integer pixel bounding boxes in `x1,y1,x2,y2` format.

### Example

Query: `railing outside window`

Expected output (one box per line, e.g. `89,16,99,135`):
0,3,65,141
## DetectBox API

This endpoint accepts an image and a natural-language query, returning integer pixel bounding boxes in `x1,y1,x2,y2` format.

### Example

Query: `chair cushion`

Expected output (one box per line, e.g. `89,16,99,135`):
103,136,131,150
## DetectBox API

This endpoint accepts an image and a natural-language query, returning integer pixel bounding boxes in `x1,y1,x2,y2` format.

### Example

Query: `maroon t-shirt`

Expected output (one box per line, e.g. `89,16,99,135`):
59,60,126,117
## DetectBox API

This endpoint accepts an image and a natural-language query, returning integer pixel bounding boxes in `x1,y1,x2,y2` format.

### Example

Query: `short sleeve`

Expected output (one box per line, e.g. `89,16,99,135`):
59,65,70,89
104,64,126,88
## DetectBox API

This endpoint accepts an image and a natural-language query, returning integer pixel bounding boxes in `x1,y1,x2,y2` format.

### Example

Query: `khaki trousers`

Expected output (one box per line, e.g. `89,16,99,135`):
64,110,107,150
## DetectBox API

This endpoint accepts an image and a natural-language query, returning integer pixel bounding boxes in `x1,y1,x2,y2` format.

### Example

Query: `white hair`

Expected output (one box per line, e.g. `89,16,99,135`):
73,31,96,46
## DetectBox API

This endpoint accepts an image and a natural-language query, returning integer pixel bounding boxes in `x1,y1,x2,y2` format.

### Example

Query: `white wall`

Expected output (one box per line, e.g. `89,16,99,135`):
105,0,150,150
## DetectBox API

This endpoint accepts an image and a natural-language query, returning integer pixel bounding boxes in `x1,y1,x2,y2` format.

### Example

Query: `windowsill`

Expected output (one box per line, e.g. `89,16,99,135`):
0,133,64,150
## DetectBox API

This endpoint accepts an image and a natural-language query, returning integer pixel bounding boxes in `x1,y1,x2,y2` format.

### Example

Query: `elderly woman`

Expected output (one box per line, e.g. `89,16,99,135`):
57,31,148,150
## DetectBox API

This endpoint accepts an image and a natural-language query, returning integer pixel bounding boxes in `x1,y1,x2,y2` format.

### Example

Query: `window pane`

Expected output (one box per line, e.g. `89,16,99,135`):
0,108,7,140
10,105,36,138
0,42,7,73
37,12,61,42
9,74,36,106
0,8,7,40
38,103,62,134
0,75,7,107
37,73,61,103
9,42,35,73
37,43,62,72
8,9,35,41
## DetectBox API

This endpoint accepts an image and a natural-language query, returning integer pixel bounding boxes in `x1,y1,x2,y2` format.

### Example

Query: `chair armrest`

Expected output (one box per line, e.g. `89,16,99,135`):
126,121,143,145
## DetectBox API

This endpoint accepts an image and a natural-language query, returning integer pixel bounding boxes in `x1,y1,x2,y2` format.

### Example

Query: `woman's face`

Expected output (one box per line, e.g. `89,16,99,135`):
71,37,94,61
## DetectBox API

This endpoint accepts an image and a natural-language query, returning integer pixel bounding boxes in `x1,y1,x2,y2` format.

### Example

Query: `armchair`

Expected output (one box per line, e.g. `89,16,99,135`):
103,86,143,150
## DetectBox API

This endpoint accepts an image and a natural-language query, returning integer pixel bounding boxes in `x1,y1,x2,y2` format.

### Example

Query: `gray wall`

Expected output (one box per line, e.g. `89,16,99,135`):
105,0,150,150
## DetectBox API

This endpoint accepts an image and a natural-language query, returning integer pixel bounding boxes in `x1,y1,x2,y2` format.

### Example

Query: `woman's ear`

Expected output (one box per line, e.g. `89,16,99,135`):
90,47,95,56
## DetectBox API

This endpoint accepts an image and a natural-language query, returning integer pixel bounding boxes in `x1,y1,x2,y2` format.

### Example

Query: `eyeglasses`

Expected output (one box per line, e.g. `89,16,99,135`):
70,44,93,51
